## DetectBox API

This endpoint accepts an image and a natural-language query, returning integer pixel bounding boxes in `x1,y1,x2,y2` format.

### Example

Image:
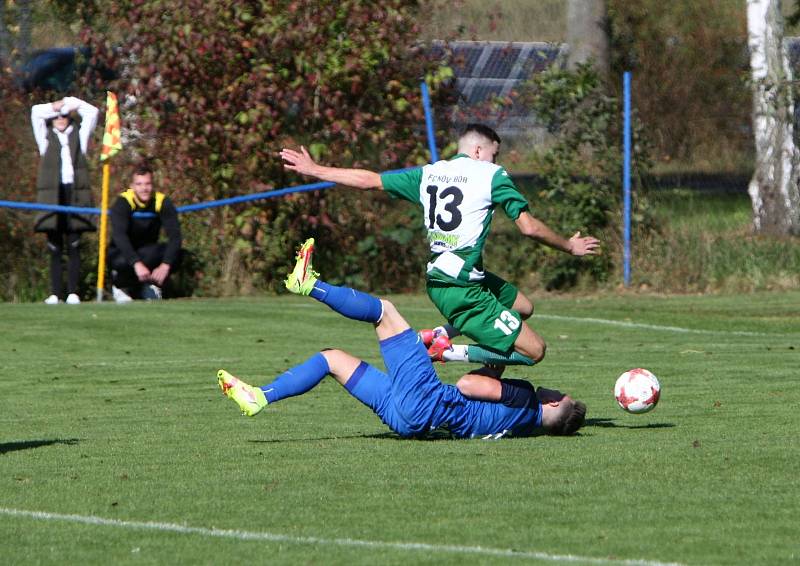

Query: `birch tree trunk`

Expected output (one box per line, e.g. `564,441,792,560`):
566,0,609,78
747,0,800,235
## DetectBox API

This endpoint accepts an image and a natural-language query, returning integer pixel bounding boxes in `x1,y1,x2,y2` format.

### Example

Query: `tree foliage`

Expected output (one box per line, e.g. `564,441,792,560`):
0,70,47,302
0,0,108,302
607,0,749,165
497,63,651,290
83,0,450,293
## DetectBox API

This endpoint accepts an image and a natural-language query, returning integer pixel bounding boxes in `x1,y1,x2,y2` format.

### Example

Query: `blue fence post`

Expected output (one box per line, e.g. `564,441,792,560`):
623,71,632,288
421,80,439,163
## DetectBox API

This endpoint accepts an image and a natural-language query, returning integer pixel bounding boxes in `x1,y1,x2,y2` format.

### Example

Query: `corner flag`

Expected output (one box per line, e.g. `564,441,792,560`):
97,91,122,301
100,91,122,162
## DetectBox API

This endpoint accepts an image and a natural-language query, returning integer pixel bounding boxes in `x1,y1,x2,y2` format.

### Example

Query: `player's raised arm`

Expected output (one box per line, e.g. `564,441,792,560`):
514,211,600,256
280,146,383,190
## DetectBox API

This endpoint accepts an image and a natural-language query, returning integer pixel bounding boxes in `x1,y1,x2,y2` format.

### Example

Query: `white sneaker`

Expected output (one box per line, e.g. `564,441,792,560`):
44,294,60,305
112,286,133,304
141,284,162,300
65,293,81,305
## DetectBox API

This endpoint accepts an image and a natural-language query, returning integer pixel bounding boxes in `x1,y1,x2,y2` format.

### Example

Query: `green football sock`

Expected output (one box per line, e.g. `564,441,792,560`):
466,344,536,366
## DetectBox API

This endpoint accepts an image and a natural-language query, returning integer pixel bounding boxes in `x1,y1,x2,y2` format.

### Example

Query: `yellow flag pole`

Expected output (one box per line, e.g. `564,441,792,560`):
97,91,121,302
96,162,111,302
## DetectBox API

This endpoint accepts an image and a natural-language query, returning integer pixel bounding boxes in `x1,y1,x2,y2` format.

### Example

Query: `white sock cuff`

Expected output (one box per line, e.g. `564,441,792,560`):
442,344,469,363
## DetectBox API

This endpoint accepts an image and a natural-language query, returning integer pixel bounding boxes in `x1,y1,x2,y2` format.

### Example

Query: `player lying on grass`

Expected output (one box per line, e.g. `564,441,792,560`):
217,238,586,439
280,124,600,374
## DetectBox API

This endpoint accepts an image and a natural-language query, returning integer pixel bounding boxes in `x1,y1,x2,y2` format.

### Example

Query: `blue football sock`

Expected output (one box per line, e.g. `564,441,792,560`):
260,352,330,403
308,280,383,323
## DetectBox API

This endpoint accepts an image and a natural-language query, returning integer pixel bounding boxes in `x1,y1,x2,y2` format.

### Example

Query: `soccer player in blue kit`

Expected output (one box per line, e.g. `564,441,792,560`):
217,239,586,439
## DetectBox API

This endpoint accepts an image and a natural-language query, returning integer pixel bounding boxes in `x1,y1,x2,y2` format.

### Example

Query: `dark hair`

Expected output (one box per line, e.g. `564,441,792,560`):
132,161,154,178
552,400,587,436
461,123,501,145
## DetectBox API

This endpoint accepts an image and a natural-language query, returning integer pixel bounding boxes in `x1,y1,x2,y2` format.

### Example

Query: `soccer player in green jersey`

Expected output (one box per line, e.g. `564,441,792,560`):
280,124,599,397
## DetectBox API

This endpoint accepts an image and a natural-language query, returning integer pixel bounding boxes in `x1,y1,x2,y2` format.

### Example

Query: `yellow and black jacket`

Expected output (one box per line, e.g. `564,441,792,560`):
109,188,182,266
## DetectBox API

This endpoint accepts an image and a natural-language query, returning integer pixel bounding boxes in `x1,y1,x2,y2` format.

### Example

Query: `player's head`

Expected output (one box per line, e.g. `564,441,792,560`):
538,387,587,436
131,161,155,204
457,123,501,163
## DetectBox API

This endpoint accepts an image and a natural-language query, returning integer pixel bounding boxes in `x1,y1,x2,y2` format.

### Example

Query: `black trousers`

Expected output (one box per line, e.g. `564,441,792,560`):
45,183,83,297
47,231,81,297
108,243,180,289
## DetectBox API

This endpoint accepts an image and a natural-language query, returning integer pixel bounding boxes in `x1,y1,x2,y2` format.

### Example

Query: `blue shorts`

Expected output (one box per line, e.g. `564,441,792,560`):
345,328,444,437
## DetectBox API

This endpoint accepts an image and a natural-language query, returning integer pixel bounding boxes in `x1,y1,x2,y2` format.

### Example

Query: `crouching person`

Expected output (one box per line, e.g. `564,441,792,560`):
108,162,182,302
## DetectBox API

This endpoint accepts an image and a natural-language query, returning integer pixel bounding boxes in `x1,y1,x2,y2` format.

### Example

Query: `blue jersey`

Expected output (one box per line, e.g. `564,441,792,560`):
430,383,542,439
344,329,542,439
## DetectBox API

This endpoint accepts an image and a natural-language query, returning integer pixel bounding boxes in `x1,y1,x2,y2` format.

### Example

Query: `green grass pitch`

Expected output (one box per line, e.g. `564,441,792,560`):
1,291,798,565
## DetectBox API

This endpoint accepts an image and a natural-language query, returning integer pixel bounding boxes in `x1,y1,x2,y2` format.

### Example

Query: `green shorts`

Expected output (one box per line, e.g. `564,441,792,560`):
426,271,522,354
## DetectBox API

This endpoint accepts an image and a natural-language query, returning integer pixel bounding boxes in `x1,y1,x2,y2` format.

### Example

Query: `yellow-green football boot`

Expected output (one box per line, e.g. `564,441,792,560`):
284,238,319,295
217,369,267,417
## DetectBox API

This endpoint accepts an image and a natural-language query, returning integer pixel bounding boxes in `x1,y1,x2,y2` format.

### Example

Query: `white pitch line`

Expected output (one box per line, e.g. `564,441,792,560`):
406,307,770,336
333,304,770,337
8,358,238,369
238,302,778,336
0,507,683,566
532,314,771,336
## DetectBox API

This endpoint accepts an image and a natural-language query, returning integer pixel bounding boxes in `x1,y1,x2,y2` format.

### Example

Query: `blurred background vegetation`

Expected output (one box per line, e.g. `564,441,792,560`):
1,0,798,301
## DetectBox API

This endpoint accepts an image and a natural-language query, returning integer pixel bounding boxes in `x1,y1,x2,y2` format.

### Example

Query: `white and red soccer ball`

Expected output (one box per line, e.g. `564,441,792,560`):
614,368,661,414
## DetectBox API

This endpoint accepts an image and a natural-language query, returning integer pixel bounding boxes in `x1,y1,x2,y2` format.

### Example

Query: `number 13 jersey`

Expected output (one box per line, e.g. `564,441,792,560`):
381,154,530,286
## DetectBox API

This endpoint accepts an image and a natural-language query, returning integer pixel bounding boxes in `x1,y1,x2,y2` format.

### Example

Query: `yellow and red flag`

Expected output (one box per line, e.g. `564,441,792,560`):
97,91,122,301
100,91,122,162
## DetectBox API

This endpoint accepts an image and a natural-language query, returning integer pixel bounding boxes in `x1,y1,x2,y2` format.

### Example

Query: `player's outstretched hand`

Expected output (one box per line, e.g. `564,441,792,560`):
568,231,601,256
280,146,317,176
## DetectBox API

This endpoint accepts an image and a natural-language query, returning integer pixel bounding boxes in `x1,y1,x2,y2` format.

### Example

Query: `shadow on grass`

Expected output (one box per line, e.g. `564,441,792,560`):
247,422,677,443
0,438,81,455
248,430,462,443
586,418,675,429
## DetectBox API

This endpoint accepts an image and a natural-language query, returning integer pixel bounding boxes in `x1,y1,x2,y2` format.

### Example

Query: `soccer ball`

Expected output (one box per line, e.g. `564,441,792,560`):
614,368,661,414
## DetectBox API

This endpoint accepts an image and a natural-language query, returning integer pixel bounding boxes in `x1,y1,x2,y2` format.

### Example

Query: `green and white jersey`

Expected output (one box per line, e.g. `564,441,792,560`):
381,154,529,285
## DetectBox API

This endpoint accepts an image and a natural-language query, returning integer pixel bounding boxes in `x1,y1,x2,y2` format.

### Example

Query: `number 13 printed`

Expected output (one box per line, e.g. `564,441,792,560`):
493,310,520,336
425,185,464,231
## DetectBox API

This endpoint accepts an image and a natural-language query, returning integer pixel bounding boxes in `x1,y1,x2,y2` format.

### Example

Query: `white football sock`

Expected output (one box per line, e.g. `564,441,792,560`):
441,344,469,362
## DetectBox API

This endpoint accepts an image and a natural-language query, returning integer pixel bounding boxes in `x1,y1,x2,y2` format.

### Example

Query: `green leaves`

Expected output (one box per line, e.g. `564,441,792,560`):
81,0,446,294
502,63,652,290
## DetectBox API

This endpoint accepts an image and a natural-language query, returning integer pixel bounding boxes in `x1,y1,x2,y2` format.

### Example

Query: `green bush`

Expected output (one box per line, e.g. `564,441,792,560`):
490,63,651,290
607,0,751,169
